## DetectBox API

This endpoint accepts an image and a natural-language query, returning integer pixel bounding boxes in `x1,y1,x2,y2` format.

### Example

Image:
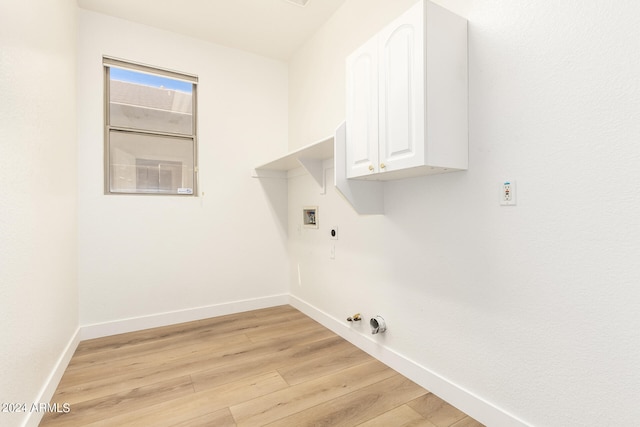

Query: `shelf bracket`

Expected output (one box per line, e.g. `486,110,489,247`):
297,157,326,194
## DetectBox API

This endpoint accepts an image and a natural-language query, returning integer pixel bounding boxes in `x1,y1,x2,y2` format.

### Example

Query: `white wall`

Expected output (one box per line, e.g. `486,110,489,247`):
77,11,290,328
288,0,420,149
288,1,640,426
0,1,79,426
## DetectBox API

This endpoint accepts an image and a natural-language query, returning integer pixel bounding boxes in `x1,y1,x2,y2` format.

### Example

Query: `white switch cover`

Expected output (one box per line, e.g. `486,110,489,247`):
500,181,516,206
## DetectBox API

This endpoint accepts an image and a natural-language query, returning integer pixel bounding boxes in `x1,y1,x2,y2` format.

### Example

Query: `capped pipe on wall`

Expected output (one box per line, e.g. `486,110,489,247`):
370,315,386,334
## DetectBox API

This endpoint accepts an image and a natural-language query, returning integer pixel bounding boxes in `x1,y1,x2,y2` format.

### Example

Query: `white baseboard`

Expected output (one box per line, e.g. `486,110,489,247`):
23,328,81,427
80,294,290,340
289,295,530,427
25,295,526,427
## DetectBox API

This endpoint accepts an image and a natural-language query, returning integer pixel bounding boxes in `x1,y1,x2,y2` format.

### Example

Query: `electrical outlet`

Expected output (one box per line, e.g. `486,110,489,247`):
500,181,516,206
329,226,338,240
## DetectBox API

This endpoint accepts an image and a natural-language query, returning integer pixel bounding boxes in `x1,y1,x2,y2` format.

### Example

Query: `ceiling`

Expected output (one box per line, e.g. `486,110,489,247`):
77,0,346,61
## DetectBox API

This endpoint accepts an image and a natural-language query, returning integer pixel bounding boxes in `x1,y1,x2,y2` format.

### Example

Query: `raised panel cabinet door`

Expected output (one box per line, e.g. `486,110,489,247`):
378,1,425,173
346,36,379,179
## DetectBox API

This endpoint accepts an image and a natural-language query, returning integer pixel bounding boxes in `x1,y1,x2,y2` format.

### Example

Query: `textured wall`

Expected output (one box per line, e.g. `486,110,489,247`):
288,0,419,150
0,1,78,426
288,0,640,425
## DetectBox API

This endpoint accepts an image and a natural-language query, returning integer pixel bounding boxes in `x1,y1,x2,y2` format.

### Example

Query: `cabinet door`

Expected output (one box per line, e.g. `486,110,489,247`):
378,1,425,173
346,36,379,179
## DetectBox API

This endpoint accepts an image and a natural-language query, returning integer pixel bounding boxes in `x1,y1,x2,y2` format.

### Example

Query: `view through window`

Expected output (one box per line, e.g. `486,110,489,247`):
104,57,198,195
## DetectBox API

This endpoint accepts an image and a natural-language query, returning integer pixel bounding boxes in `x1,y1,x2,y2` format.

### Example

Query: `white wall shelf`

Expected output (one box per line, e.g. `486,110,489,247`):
253,135,334,191
253,125,385,215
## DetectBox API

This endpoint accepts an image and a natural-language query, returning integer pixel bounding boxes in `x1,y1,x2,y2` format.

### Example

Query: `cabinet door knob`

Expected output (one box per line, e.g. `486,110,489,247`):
368,165,374,171
380,163,386,169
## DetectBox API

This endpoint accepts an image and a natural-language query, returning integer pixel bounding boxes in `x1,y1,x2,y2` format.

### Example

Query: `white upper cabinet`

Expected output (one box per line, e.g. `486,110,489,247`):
346,36,379,178
345,0,468,180
378,6,424,175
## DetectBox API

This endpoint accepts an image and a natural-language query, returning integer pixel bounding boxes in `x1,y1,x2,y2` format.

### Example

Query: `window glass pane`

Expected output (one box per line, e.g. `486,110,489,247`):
109,131,194,195
109,67,193,135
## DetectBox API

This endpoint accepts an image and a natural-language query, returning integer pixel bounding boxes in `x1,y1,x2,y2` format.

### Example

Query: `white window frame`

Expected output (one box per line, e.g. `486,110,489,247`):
103,56,198,196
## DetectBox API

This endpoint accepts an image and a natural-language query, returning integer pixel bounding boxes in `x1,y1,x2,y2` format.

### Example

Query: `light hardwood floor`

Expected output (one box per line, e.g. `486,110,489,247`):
41,305,484,426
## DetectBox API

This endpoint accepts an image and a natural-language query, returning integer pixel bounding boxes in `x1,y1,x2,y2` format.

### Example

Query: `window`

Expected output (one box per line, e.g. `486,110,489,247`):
104,57,198,195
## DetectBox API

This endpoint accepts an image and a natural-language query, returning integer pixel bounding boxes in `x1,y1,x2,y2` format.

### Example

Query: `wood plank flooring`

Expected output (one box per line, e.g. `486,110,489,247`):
41,305,484,426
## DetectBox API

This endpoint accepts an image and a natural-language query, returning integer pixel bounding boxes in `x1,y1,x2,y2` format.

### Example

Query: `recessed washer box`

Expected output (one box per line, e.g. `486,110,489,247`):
303,206,318,229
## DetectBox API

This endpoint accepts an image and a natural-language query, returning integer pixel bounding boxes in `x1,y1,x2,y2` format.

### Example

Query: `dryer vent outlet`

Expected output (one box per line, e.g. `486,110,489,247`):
370,316,386,334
